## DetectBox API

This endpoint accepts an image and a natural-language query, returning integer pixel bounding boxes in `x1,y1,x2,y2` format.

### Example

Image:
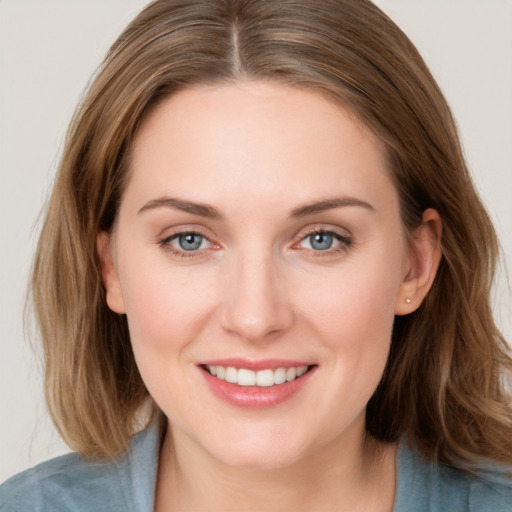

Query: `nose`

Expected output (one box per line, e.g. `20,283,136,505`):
219,251,294,343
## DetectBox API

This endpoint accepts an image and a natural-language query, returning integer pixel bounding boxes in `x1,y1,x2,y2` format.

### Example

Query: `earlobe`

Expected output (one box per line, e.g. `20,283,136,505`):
395,208,442,316
97,231,126,314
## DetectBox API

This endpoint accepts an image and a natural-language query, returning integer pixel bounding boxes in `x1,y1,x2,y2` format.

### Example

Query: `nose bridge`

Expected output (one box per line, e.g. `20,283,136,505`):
221,244,292,342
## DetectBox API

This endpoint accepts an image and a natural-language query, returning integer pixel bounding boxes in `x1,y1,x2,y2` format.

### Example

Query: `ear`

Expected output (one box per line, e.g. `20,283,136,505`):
395,208,442,315
97,231,126,314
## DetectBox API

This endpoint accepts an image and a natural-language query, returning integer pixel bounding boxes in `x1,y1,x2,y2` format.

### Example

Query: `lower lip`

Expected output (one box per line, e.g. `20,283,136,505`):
199,366,316,409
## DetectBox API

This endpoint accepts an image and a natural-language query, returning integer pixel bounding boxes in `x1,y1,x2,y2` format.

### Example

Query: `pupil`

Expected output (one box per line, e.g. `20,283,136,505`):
311,233,333,250
179,233,202,251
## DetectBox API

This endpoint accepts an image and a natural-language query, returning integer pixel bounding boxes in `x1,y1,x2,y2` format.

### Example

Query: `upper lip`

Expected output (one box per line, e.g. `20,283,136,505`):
198,358,315,371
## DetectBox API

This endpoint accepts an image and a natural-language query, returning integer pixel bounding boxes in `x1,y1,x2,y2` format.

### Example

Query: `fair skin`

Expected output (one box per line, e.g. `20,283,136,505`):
98,81,441,511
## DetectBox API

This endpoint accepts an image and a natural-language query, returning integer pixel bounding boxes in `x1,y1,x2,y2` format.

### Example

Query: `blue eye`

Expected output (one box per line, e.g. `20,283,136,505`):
175,233,205,251
309,232,334,251
160,232,211,254
297,230,351,253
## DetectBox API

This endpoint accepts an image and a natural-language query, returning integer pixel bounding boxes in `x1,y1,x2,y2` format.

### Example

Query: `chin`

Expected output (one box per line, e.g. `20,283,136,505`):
200,427,315,471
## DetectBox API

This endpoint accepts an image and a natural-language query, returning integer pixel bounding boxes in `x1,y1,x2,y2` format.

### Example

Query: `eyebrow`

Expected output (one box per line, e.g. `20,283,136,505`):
138,197,223,219
138,195,374,219
289,197,375,217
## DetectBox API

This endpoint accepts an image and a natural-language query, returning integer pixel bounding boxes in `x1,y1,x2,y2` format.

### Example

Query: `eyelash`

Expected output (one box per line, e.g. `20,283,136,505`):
158,230,213,259
296,229,353,257
158,228,353,259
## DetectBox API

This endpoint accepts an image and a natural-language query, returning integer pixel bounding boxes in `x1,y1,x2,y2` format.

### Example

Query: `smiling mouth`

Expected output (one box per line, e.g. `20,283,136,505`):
201,364,314,387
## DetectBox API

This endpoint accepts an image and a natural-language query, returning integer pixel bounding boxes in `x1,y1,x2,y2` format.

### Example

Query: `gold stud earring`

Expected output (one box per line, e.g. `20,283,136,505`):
405,297,412,304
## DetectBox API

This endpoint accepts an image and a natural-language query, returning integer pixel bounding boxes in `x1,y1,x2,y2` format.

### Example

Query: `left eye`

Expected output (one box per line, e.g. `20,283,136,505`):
299,232,343,251
168,233,210,251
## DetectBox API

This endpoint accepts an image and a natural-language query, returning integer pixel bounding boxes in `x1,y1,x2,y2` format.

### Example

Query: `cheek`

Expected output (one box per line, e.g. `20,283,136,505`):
118,254,219,362
118,261,222,418
306,275,396,388
295,244,404,396
300,252,402,342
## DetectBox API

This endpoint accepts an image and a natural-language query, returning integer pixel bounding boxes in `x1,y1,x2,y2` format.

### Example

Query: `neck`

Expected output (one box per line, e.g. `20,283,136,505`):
154,423,397,512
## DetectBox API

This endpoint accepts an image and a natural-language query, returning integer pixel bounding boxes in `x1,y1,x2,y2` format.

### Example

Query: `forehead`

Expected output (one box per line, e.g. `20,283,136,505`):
124,80,396,215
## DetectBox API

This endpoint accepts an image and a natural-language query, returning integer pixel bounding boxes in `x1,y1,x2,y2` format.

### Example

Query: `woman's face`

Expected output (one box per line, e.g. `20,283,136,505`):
102,81,423,469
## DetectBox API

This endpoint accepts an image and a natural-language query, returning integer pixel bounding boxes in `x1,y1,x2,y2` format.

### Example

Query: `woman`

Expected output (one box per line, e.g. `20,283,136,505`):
1,0,511,511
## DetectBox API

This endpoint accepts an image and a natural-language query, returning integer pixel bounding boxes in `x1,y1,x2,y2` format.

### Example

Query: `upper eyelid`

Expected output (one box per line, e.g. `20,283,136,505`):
163,230,210,241
159,225,216,242
293,225,352,241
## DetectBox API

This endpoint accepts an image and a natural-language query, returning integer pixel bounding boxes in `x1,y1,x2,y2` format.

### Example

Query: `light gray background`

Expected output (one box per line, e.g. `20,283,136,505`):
1,0,511,481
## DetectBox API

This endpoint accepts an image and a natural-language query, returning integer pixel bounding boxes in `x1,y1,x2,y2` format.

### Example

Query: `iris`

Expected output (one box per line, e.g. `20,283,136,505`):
178,233,203,251
309,233,334,251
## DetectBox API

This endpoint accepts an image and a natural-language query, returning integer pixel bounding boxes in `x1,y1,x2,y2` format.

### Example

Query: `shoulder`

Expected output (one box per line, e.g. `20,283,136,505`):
0,452,122,512
394,439,512,512
0,422,160,512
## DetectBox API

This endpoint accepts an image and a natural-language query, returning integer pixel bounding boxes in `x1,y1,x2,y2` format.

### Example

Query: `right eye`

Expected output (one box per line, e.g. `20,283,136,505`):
160,231,214,257
301,232,338,251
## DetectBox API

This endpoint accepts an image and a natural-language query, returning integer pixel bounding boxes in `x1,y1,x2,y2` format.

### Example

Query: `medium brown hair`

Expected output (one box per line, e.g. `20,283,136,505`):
32,0,512,466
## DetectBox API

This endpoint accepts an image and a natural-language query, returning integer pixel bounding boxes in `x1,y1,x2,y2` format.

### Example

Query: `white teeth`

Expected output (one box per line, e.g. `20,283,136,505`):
286,367,296,381
296,365,308,377
225,367,237,383
238,368,256,386
274,367,287,385
205,365,310,387
256,369,274,387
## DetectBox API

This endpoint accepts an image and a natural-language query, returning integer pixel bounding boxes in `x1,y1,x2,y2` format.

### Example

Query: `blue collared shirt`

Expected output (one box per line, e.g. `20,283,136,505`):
1,423,511,511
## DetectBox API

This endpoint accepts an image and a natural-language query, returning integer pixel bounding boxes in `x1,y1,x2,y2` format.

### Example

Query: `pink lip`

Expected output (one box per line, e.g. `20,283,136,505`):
199,358,313,371
198,361,317,409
